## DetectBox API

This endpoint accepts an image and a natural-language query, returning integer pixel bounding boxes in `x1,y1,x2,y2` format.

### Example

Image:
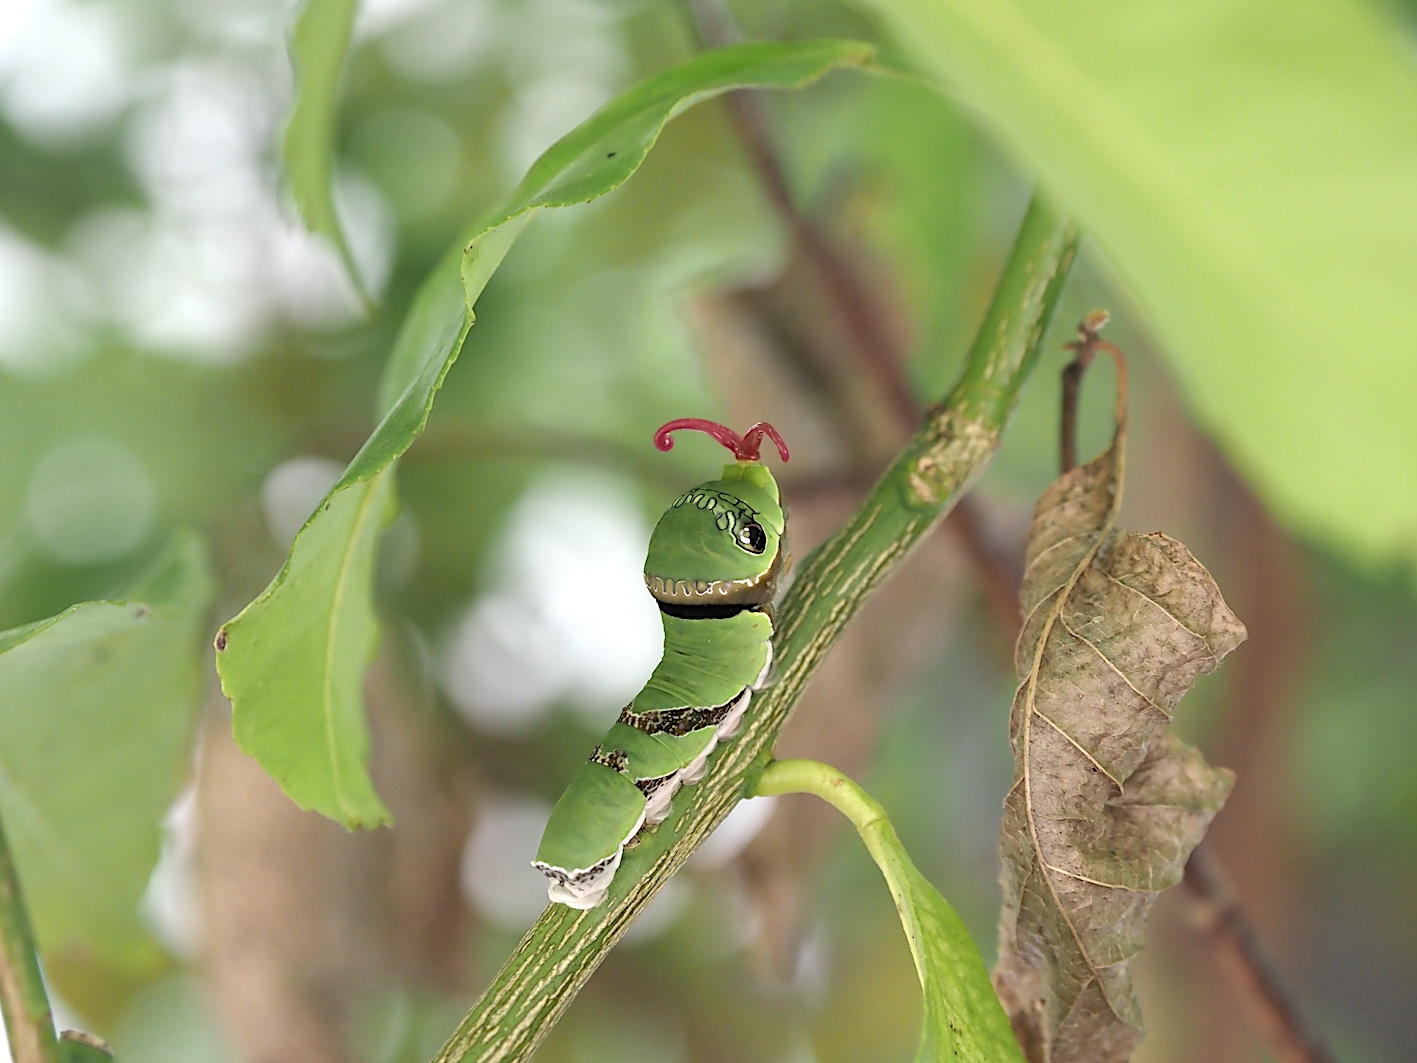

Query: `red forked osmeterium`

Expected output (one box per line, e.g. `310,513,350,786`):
653,418,790,463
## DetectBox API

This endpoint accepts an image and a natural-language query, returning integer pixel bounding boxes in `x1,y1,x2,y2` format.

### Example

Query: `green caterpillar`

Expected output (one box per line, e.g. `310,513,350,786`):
533,418,791,908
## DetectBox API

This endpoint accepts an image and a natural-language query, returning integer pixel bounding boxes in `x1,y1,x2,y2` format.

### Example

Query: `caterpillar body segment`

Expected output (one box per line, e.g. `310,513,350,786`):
537,763,646,908
532,421,789,908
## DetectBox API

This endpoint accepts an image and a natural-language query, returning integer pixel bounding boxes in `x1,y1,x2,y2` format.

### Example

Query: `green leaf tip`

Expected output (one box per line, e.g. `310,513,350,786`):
283,0,372,310
756,760,1024,1063
217,466,396,830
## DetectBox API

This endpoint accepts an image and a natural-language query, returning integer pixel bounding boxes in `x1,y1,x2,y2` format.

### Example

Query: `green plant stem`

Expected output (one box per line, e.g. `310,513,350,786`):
0,814,61,1063
753,760,921,970
755,757,887,844
428,194,1077,1063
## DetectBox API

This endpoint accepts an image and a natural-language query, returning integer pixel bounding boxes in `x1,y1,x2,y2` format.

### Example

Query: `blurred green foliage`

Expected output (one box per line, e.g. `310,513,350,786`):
0,0,1415,1061
0,532,211,975
864,0,1417,562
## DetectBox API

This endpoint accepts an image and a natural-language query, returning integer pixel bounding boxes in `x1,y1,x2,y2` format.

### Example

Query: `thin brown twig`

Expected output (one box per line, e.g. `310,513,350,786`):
1059,353,1094,475
1183,843,1340,1063
685,0,919,427
1058,352,1092,473
1199,451,1311,1063
1058,309,1114,474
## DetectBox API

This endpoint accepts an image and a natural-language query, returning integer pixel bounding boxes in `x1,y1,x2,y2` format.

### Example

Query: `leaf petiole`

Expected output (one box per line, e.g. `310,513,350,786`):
755,759,1024,1063
754,758,886,833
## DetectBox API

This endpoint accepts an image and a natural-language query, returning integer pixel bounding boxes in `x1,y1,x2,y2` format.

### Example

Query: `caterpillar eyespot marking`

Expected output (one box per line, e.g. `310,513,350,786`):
737,521,767,554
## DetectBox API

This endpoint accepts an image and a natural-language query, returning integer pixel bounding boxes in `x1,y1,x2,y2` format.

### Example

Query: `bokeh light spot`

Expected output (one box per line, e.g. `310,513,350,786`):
24,436,156,565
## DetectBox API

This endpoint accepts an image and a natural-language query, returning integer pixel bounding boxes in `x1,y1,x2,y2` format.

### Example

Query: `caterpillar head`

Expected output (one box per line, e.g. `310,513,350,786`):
644,420,789,608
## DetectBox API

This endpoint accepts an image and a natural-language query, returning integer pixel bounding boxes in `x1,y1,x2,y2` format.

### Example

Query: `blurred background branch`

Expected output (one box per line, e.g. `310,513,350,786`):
684,0,1024,643
1183,845,1338,1063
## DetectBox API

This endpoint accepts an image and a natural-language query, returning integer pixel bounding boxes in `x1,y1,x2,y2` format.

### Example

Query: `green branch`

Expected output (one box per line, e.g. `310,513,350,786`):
0,812,61,1063
429,195,1077,1063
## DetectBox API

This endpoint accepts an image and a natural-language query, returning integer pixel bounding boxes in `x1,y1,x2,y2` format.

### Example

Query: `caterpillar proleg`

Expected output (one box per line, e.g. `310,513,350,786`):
532,419,790,908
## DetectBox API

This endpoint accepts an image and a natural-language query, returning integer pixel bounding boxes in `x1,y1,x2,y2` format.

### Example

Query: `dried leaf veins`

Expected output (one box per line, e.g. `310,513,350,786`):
994,409,1246,1063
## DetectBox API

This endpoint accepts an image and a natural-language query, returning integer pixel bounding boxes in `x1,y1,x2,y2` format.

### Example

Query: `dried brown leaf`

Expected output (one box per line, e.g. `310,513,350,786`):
994,409,1246,1063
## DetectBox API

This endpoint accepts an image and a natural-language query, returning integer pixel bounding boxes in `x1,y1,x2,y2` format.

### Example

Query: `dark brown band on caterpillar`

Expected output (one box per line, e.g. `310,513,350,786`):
588,745,629,772
617,690,746,737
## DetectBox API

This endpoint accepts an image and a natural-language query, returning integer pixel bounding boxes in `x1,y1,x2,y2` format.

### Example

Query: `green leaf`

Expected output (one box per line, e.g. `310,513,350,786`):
217,467,397,828
875,823,1026,1063
859,0,1417,559
283,0,367,304
0,532,213,971
218,39,882,829
757,760,1023,1063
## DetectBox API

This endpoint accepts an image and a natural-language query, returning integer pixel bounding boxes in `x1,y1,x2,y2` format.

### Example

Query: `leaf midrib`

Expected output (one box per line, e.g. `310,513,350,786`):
319,472,385,819
1017,443,1128,1020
